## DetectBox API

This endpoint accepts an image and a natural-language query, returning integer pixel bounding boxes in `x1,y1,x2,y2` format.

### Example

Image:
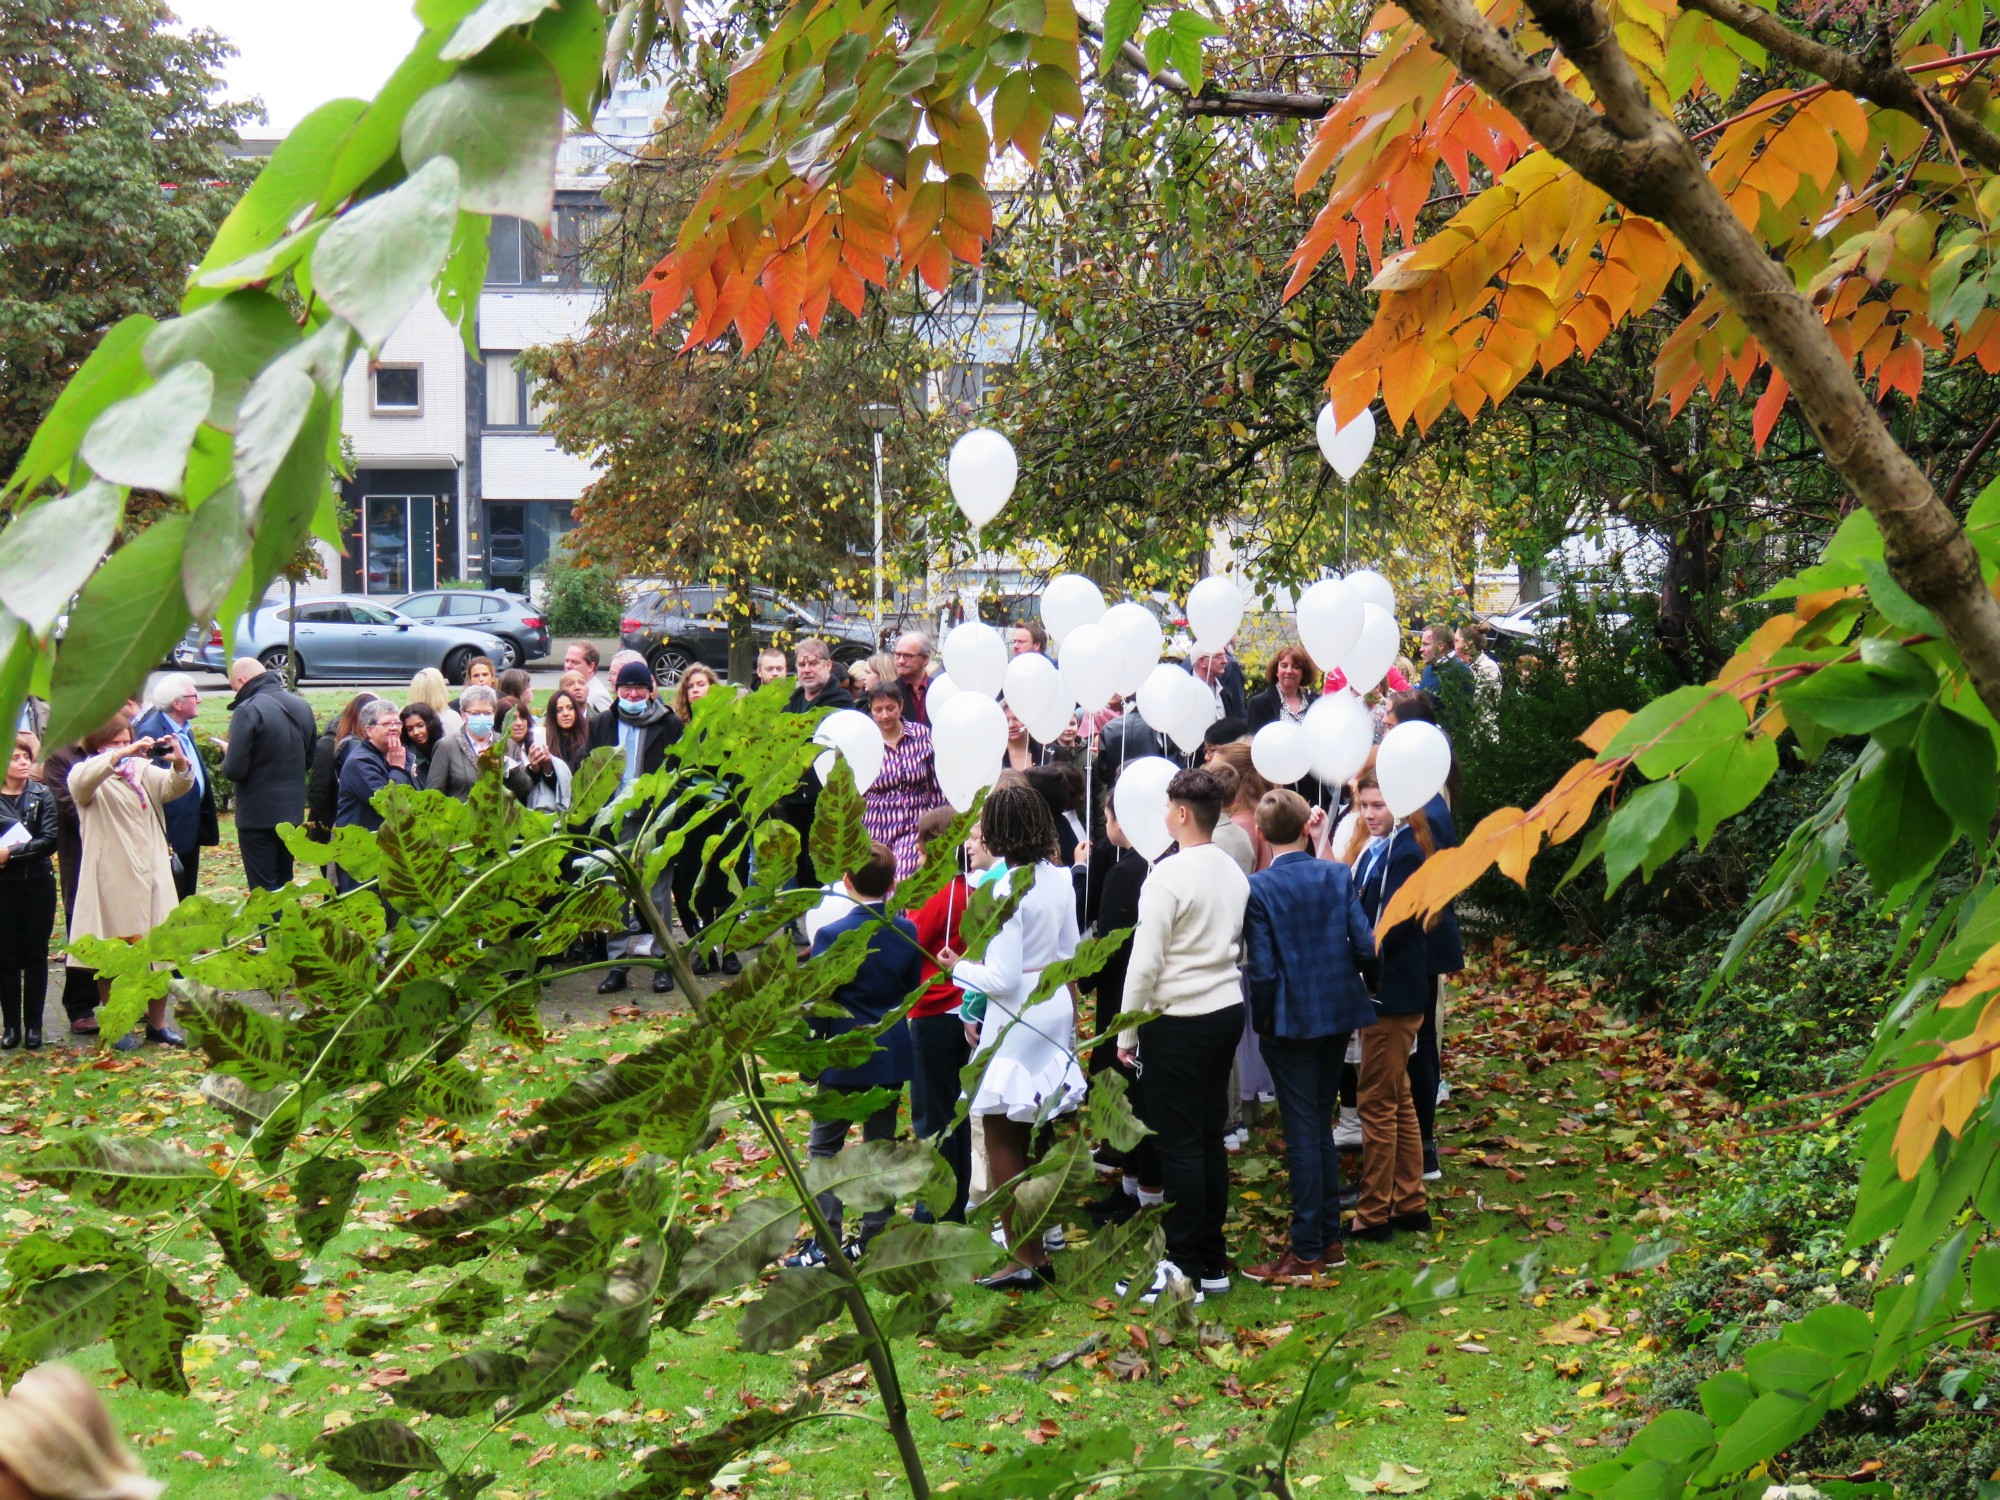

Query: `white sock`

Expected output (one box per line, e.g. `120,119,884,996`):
1122,1174,1139,1197
1136,1188,1165,1206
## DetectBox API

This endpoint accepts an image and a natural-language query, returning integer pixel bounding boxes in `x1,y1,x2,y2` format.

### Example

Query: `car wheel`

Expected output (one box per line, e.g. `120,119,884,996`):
259,646,295,680
492,637,521,671
649,645,694,688
444,647,476,686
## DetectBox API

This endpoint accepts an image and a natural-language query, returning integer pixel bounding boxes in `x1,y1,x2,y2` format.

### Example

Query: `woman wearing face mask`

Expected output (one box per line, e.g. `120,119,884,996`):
426,685,527,801
0,731,59,1050
398,704,444,785
1342,754,1436,1241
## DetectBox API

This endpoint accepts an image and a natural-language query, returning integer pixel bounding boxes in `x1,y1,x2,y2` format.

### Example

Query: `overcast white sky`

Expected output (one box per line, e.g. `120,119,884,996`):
171,0,423,134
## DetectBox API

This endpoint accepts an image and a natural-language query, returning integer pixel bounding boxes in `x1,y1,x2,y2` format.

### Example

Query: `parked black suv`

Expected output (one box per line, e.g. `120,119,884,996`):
619,586,877,685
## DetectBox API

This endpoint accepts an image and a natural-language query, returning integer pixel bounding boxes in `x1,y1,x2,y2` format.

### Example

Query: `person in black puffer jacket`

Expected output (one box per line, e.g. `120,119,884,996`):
0,729,60,1049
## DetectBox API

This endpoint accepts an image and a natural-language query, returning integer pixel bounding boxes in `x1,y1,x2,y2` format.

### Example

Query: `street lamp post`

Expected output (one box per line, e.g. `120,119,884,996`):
860,403,895,640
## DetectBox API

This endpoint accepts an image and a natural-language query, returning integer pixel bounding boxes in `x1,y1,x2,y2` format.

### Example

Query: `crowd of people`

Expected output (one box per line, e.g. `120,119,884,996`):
760,619,1484,1302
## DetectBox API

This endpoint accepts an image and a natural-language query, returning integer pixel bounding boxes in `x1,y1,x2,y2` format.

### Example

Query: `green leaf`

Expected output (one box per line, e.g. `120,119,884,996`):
199,99,367,275
1766,506,1881,596
433,1275,506,1335
143,290,301,431
735,1268,845,1353
930,1294,1049,1354
858,1219,998,1295
183,486,253,621
1000,1133,1095,1242
0,1272,124,1384
248,398,335,600
392,1351,526,1417
1601,685,1749,779
672,1196,800,1305
1917,703,1998,838
416,1060,493,1123
1848,745,1953,896
505,1272,614,1416
0,480,124,636
804,1137,953,1218
309,1419,446,1494
234,362,318,515
1704,1386,1824,1478
179,983,289,1089
399,1186,533,1235
7,314,155,497
200,1184,289,1297
598,1234,670,1388
2,1227,143,1286
443,0,558,58
296,1155,368,1254
1080,1064,1151,1151
438,211,492,357
312,156,462,349
1781,647,1935,734
529,0,609,121
200,1074,304,1162
23,1132,213,1217
1677,730,1779,846
110,1268,202,1394
46,511,193,747
1032,63,1085,120
77,362,212,495
401,37,563,224
809,757,871,884
1600,780,1690,893
1099,0,1144,69
953,1426,1139,1500
616,1396,823,1499
1858,556,1943,635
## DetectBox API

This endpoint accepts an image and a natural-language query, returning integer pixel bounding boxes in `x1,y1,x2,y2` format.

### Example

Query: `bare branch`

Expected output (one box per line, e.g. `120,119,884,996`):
1080,19,1333,119
1396,0,2000,725
1679,0,2000,174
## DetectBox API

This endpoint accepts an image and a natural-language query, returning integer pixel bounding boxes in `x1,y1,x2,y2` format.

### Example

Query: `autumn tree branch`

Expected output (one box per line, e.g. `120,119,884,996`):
1678,0,2000,174
1392,0,2000,726
1080,20,1335,118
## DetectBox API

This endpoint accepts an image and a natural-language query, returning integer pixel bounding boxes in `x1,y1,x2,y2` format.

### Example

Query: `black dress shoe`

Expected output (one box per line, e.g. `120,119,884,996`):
977,1263,1055,1291
688,952,714,977
653,967,673,993
719,952,742,976
0,1026,19,1051
1349,1222,1394,1243
1389,1210,1434,1233
23,1027,42,1050
596,968,629,995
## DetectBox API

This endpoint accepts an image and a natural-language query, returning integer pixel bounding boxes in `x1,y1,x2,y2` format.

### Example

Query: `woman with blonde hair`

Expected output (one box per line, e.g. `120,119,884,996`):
406,667,463,736
0,1362,162,1500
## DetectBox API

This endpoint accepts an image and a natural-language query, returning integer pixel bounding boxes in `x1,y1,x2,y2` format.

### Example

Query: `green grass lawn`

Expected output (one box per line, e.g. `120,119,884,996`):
0,951,1731,1500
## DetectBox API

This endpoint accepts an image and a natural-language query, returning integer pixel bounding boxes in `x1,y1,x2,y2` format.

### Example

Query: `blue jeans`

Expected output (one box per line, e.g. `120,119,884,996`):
1263,1033,1348,1259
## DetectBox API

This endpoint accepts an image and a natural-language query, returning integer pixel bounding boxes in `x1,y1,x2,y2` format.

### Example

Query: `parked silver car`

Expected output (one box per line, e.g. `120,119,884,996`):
394,589,550,666
233,596,512,684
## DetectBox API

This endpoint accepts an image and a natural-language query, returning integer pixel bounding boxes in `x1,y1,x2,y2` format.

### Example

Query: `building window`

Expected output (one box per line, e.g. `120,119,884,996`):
371,364,422,414
484,205,609,290
483,353,555,429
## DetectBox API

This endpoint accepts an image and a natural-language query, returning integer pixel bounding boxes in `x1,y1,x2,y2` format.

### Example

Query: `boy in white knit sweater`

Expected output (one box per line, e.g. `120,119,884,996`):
1115,767,1251,1303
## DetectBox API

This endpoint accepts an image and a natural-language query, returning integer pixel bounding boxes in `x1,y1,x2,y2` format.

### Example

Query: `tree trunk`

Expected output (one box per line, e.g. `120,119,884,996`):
1394,0,2000,723
727,614,756,685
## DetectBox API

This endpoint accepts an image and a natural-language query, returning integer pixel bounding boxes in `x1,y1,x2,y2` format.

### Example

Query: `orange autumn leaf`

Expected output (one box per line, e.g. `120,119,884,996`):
1578,709,1632,753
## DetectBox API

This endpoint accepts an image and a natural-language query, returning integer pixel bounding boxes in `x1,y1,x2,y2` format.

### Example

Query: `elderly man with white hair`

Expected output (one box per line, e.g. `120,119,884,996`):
890,629,937,726
133,673,217,900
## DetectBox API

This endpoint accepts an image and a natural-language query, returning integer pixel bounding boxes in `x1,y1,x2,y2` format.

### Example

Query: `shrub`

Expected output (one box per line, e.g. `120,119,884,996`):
541,551,624,636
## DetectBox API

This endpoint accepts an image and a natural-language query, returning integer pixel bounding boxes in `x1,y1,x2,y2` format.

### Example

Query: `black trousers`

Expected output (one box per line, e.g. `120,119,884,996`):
1136,1003,1243,1281
1409,979,1443,1145
0,872,57,1034
170,844,199,902
908,1013,971,1223
237,826,294,892
806,1089,901,1243
671,842,734,942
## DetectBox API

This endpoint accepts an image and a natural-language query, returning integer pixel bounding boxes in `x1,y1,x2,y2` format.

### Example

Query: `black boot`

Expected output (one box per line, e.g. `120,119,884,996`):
1,994,19,1051
652,967,673,993
23,1026,42,1050
597,967,629,995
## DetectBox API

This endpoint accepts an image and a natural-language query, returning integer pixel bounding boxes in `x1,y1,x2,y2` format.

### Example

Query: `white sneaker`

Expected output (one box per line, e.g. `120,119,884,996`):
1223,1129,1247,1153
1333,1106,1363,1149
1198,1273,1230,1296
1116,1258,1202,1306
1042,1225,1066,1251
990,1223,1008,1248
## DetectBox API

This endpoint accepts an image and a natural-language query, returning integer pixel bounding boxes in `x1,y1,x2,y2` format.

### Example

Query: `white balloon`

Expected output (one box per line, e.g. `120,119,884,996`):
1058,623,1122,716
1184,576,1243,652
926,672,963,714
1135,663,1191,737
948,428,1018,527
1296,578,1362,679
802,884,853,944
1378,719,1453,819
931,692,1008,812
1040,573,1106,650
1304,690,1375,787
941,620,1008,698
1340,603,1400,694
1024,695,1077,745
1251,721,1317,786
1317,403,1377,481
1003,651,1065,727
1166,673,1217,754
1346,568,1396,617
1100,601,1164,696
1113,755,1180,862
813,708,884,793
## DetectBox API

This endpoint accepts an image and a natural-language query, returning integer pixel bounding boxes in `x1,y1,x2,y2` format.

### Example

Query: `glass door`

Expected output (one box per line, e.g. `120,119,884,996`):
363,497,439,595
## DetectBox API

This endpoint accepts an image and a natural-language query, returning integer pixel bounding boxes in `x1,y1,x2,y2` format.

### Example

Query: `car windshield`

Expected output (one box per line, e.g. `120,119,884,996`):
351,602,400,626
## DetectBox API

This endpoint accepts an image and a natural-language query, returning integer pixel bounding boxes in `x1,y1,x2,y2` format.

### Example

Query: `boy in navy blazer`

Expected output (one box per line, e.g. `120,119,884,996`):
786,841,920,1266
1241,790,1378,1282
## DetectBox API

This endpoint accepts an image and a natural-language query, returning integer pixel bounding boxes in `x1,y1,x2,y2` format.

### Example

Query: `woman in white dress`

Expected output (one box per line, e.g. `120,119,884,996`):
944,783,1084,1289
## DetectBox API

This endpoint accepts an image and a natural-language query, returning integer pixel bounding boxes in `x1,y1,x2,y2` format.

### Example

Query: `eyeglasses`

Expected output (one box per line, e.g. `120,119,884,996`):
892,650,925,661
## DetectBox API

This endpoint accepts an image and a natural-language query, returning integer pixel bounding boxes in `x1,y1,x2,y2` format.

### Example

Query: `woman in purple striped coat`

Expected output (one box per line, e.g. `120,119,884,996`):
861,685,946,880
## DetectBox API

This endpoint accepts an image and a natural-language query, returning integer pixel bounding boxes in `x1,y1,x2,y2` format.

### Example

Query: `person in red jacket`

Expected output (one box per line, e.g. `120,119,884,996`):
907,805,980,1222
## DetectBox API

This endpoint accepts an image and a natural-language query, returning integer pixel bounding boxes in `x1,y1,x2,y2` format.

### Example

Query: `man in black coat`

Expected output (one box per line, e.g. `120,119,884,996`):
587,659,684,994
134,673,219,900
778,637,854,888
219,658,317,892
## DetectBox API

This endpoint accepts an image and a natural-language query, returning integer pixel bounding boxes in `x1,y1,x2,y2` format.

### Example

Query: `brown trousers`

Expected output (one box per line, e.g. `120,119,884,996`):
1356,1013,1427,1226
